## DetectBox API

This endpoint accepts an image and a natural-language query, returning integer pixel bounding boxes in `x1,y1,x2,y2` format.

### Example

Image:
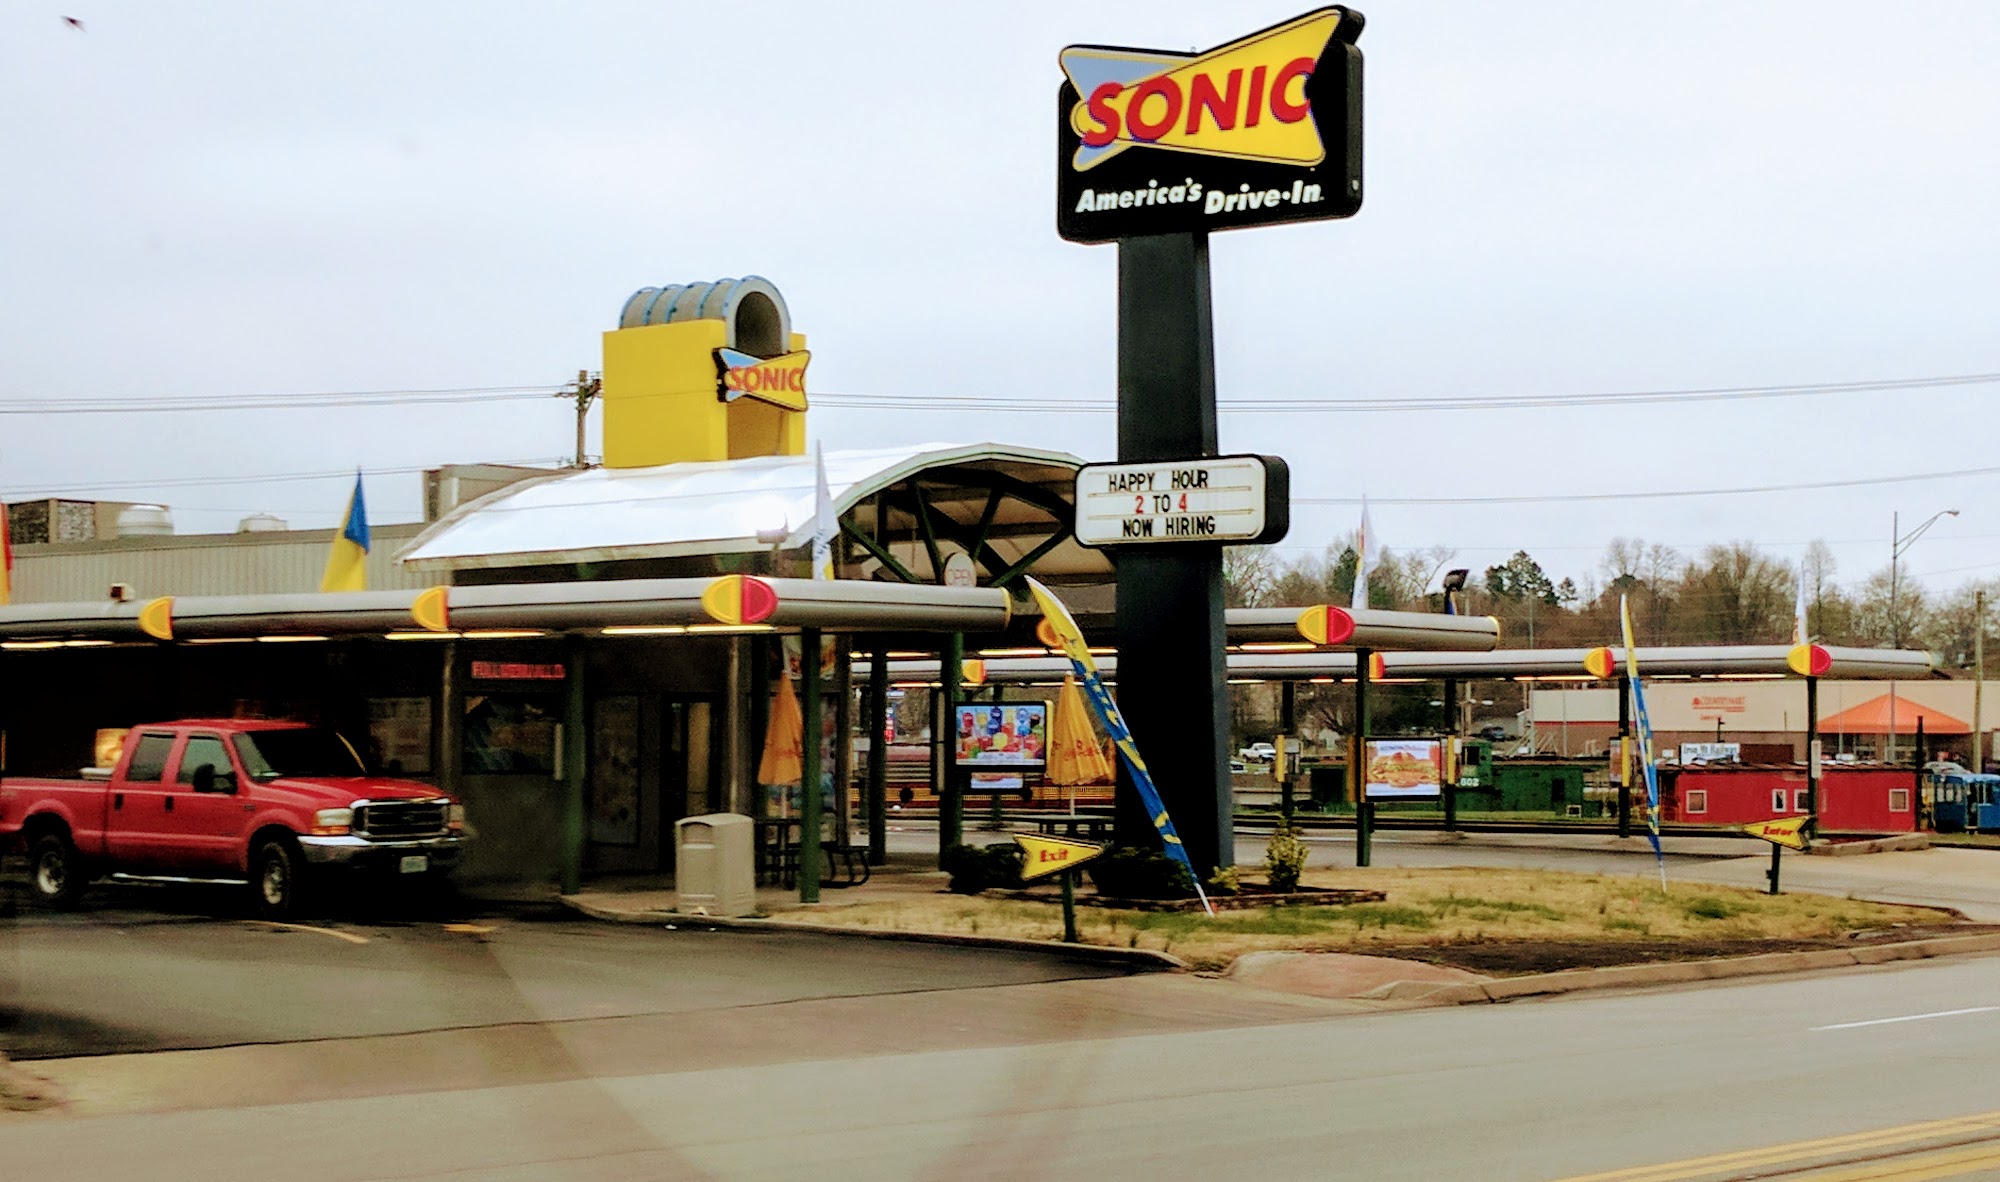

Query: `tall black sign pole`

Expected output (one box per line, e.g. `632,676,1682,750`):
1112,233,1231,873
1058,7,1364,880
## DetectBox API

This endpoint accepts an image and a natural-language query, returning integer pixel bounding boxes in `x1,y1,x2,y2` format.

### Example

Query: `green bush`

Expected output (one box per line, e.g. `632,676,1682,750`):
1265,823,1310,893
1683,896,1742,921
1087,846,1195,899
943,843,1025,894
1207,865,1242,896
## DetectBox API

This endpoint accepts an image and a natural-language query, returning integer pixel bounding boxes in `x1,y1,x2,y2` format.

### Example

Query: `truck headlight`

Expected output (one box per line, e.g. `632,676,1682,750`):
311,808,353,836
448,803,466,833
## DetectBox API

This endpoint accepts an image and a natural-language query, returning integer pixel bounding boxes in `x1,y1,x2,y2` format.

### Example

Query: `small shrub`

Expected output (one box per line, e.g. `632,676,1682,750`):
1207,865,1242,896
1603,917,1650,934
942,843,1025,894
1684,896,1741,921
1088,846,1195,899
1265,824,1310,893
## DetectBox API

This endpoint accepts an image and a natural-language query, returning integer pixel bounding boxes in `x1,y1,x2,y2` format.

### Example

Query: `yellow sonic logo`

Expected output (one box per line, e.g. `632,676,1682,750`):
1062,9,1341,171
715,347,809,412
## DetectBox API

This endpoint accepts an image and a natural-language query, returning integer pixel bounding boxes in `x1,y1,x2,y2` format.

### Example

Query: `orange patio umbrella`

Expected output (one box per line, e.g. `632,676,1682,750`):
758,674,805,792
1046,675,1115,811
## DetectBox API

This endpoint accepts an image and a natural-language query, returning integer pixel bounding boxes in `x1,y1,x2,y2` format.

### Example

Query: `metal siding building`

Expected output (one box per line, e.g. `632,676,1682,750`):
7,524,431,603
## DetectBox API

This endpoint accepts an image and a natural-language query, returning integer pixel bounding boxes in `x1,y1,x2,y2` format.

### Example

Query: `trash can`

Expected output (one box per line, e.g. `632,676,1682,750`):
674,813,756,917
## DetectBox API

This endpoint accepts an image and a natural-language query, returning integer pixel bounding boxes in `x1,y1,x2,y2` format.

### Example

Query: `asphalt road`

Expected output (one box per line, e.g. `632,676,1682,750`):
6,844,2000,1180
1,926,1997,1180
0,882,1148,1060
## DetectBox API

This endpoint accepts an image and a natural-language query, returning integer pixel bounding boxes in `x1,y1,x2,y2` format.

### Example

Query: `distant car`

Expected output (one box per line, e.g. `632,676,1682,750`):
1229,759,1249,774
1477,726,1510,742
1240,743,1276,763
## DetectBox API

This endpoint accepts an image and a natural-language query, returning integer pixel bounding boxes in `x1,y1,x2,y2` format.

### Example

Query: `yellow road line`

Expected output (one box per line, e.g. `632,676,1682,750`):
244,920,370,945
442,923,497,934
1804,1142,2000,1181
1548,1109,2000,1182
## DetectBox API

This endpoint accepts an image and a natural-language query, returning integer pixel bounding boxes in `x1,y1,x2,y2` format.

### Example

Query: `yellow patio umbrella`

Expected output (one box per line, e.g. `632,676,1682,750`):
757,674,804,802
1047,675,1115,812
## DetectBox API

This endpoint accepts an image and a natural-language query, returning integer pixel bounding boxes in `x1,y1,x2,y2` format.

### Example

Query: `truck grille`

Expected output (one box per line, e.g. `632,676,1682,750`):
354,800,448,839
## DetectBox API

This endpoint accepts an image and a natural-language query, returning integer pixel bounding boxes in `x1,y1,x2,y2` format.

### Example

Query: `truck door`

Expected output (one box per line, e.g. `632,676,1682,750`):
168,733,247,874
105,730,179,870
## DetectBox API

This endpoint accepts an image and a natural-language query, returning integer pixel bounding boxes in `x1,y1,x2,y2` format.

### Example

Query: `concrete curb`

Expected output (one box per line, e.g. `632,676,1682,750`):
1412,932,2000,1006
557,895,1188,971
0,1054,64,1112
1809,834,1932,856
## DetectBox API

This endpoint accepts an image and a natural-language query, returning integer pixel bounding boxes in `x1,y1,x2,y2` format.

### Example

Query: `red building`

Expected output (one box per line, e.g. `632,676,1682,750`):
1660,765,1916,833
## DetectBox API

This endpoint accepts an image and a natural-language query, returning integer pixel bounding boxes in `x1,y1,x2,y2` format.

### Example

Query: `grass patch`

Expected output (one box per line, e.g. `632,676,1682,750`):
776,867,1943,972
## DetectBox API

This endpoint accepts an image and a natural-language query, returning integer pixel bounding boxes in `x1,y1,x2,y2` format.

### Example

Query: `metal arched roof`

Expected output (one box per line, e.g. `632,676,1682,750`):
397,443,1101,575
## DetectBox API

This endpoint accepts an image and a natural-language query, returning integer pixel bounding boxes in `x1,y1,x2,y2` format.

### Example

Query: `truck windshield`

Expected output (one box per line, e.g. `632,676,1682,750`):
232,729,367,780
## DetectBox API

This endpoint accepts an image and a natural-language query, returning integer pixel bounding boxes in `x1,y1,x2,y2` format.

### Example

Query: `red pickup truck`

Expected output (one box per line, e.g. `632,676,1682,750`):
0,719,465,917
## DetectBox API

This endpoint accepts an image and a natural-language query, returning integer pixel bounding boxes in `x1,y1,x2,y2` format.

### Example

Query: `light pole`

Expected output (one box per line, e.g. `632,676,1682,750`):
1887,508,1959,762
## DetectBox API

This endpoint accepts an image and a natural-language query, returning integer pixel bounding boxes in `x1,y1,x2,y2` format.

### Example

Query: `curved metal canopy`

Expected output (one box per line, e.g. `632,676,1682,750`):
397,442,1106,578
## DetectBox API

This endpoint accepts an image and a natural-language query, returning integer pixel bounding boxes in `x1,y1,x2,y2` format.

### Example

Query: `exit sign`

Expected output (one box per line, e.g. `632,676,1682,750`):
1073,455,1289,547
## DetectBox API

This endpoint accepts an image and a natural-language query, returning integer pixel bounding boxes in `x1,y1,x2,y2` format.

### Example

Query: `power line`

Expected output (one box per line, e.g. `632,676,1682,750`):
9,367,2000,417
811,369,2000,414
0,458,562,499
1294,463,2000,506
0,386,564,415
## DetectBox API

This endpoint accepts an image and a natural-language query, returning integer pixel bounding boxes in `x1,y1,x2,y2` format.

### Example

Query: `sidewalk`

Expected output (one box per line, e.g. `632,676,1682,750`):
563,849,955,921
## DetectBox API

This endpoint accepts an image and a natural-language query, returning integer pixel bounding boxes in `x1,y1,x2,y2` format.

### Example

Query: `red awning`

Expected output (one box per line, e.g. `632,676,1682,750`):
1817,694,1970,735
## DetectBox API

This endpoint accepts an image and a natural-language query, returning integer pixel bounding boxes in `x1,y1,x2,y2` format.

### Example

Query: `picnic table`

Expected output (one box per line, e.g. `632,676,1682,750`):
754,817,870,888
1033,812,1114,841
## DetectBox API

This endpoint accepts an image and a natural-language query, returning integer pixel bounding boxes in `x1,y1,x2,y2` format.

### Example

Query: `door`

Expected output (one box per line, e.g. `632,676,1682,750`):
105,730,178,870
168,733,249,874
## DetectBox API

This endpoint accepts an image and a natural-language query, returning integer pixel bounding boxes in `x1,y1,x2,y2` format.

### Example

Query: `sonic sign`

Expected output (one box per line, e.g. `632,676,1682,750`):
1057,7,1363,243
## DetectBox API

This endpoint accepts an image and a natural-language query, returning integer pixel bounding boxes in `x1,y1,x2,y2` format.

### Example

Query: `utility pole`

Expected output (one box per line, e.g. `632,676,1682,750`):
1976,587,1987,773
559,370,602,468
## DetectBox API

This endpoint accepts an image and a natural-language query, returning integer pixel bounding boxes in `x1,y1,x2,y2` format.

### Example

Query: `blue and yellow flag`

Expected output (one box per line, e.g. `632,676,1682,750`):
319,472,370,592
1620,594,1668,885
1026,577,1212,915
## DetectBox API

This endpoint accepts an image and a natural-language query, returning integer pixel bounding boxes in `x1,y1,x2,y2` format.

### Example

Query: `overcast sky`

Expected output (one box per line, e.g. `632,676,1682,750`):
5,2,2000,594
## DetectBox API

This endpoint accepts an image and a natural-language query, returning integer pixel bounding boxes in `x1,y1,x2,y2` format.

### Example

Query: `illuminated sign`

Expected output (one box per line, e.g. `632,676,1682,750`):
715,347,809,411
470,661,565,681
1073,455,1288,547
1057,7,1363,242
1364,739,1443,799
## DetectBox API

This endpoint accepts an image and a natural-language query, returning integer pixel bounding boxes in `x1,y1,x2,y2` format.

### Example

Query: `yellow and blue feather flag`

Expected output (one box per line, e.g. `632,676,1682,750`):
319,472,370,592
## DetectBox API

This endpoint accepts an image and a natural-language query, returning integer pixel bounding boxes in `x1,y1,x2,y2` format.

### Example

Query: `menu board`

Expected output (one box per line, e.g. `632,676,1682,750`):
956,703,1048,766
1365,739,1443,799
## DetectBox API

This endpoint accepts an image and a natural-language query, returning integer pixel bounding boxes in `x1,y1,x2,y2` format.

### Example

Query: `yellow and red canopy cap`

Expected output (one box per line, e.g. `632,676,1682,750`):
1296,604,1356,646
702,574,779,626
1788,643,1832,677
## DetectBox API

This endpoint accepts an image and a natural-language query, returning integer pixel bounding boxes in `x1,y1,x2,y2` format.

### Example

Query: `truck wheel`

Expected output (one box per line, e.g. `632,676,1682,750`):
250,836,308,920
27,833,87,909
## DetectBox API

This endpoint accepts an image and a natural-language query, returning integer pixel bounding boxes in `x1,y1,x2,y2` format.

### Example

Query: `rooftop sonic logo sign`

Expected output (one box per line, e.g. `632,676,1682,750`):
715,347,810,412
1057,8,1363,243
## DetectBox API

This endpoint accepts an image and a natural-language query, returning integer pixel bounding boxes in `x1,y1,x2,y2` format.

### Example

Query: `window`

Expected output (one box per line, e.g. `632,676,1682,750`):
1772,789,1789,813
233,729,366,780
176,736,232,788
125,733,174,782
1890,788,1911,812
1794,789,1810,812
462,694,559,775
1685,790,1708,815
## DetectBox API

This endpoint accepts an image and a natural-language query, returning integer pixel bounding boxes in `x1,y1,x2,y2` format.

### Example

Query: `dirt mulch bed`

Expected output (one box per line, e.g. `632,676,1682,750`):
1378,923,2000,977
986,884,1388,912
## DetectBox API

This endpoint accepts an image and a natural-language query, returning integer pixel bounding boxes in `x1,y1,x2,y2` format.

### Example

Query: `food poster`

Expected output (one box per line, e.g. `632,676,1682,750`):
366,697,433,775
1365,739,1443,798
589,696,640,846
956,702,1047,765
